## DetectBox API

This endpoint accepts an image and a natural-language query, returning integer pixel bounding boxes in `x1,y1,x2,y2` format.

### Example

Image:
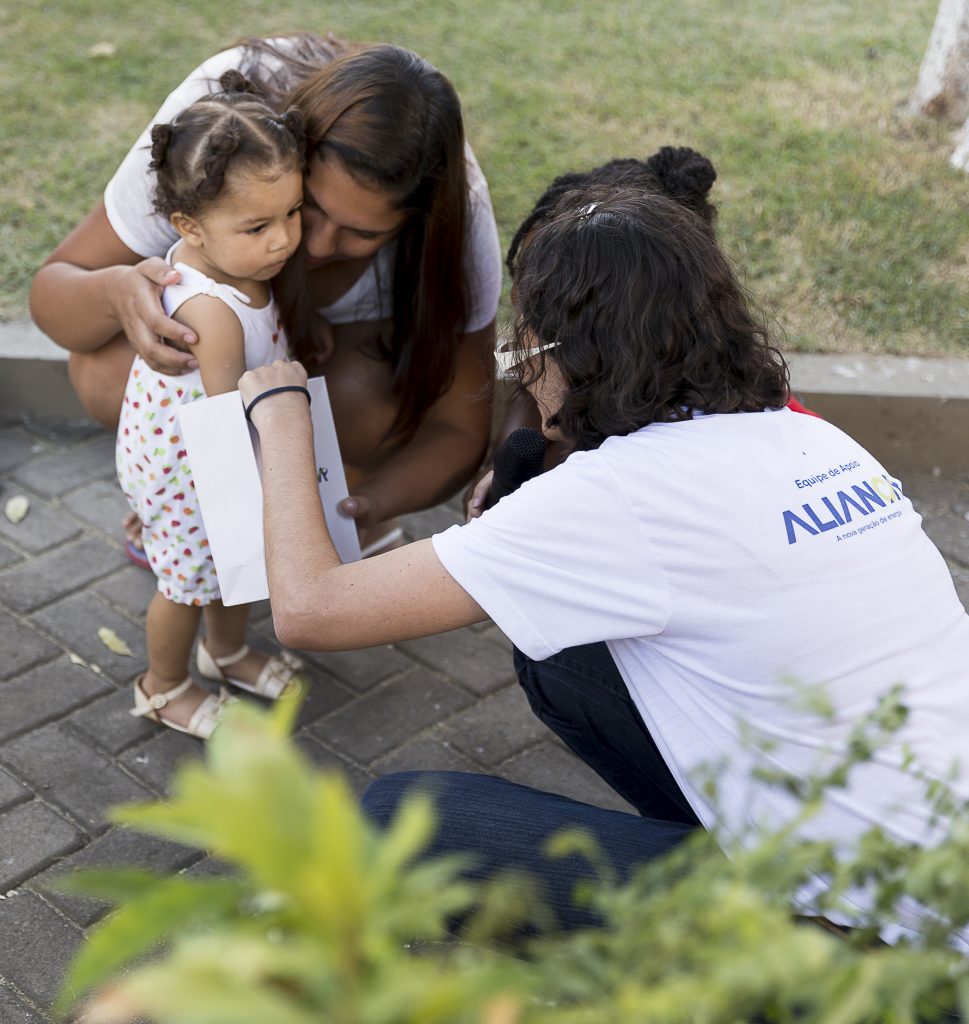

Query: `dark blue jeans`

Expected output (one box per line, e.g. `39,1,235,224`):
362,769,694,931
362,642,699,931
514,642,699,827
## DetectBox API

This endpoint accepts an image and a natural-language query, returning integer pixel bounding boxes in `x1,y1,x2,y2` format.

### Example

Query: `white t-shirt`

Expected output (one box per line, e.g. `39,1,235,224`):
433,408,969,935
104,44,502,332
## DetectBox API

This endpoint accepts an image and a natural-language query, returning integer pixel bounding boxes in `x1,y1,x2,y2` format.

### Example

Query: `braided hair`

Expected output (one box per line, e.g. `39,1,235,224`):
149,70,305,220
506,146,717,278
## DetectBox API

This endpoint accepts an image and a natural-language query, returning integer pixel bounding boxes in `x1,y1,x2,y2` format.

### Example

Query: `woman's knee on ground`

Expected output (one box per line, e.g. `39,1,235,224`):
361,771,423,826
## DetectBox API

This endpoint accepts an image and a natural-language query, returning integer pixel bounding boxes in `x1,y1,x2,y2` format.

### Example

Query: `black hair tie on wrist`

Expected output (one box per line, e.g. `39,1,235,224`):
244,385,311,422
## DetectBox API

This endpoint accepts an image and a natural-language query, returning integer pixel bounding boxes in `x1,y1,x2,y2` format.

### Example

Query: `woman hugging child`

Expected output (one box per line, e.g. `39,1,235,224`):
117,71,307,739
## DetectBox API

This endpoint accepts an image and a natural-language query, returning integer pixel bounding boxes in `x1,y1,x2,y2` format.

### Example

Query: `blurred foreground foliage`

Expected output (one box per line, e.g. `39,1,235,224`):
57,694,969,1024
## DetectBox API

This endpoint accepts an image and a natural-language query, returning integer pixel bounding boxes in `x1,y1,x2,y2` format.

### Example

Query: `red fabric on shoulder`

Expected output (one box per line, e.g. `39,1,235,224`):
785,396,823,419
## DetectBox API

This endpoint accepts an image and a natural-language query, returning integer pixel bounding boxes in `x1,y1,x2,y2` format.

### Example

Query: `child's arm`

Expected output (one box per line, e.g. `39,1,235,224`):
171,295,247,397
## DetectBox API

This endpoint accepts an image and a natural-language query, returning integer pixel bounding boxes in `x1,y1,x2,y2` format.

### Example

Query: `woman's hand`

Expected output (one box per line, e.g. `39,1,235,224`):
464,468,493,520
337,493,383,534
238,360,310,428
114,259,200,374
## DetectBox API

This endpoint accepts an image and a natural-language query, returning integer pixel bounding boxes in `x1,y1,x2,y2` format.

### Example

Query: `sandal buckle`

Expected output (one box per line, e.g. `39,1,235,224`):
148,693,169,710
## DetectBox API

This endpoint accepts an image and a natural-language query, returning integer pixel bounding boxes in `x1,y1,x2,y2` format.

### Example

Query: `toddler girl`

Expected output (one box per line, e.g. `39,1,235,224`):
117,71,307,738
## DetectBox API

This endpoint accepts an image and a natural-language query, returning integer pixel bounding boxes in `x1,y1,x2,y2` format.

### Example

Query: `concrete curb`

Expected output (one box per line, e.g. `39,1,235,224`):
0,320,86,420
3,319,968,474
787,353,969,476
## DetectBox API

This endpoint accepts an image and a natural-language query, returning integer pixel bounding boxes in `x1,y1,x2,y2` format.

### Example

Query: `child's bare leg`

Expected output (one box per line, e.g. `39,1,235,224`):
203,601,264,685
202,601,300,693
140,592,214,728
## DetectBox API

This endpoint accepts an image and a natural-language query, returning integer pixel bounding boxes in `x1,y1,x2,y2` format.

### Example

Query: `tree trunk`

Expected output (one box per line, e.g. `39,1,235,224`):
948,119,969,168
911,0,969,122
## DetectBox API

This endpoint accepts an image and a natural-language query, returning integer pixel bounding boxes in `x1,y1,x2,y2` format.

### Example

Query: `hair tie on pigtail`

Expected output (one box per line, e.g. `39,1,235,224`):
148,123,174,170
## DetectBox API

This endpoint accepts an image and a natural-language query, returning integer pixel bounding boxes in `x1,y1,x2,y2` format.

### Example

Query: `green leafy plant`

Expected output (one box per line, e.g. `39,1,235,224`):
57,693,969,1024
57,699,527,1024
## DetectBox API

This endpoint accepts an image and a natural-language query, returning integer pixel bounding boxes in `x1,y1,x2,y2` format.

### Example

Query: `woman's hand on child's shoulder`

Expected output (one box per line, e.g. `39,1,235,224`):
116,259,200,374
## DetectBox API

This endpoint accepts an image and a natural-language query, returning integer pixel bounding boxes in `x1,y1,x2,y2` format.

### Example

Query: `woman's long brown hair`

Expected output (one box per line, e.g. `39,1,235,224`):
238,35,469,439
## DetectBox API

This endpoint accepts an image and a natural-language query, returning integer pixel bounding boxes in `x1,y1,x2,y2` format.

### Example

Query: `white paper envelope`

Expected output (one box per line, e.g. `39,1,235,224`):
178,377,361,606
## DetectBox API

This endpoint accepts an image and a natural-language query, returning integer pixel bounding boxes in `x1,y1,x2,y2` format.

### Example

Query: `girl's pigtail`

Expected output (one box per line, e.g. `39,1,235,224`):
218,68,261,96
197,125,242,206
148,124,174,171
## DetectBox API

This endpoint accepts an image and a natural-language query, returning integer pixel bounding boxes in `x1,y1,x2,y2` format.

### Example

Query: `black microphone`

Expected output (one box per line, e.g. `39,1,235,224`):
485,427,546,510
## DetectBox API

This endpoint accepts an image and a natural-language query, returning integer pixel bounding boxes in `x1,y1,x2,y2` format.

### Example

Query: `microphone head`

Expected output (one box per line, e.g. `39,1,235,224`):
494,426,546,477
487,427,546,508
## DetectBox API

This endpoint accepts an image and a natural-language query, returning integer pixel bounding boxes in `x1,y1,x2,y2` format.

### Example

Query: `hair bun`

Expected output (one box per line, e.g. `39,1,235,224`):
218,69,259,96
646,146,716,202
148,123,174,170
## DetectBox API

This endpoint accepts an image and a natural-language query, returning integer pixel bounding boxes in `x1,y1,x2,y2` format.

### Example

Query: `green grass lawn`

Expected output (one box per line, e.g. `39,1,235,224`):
3,0,967,355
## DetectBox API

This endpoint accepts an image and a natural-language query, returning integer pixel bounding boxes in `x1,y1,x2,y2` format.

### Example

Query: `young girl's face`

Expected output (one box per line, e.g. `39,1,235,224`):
185,163,304,282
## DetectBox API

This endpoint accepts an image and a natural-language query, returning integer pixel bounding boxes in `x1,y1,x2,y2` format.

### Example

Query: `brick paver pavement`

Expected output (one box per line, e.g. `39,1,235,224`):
1,414,968,1021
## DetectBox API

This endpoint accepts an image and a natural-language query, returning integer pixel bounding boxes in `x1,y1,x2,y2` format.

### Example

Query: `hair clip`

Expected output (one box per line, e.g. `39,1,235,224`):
577,201,601,219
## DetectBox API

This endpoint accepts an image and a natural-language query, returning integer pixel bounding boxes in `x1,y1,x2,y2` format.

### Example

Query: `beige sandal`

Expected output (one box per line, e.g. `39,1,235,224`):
196,641,304,700
130,674,233,740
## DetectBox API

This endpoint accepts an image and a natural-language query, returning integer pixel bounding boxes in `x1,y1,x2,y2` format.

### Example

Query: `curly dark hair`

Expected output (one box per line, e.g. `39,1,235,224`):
510,187,789,451
506,146,717,279
149,70,305,220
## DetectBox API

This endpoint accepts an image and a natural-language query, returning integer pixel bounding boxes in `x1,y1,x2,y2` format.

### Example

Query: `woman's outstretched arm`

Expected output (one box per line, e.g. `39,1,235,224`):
241,360,488,651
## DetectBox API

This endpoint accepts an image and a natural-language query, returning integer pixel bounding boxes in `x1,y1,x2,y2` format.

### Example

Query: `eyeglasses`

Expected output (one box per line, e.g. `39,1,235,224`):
494,337,561,380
